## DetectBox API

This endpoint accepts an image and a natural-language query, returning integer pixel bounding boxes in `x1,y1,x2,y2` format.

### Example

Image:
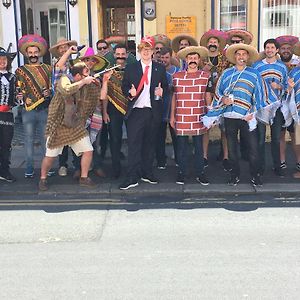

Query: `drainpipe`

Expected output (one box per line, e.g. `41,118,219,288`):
87,0,93,47
66,0,71,39
140,0,144,37
257,0,261,51
211,0,215,29
13,0,20,66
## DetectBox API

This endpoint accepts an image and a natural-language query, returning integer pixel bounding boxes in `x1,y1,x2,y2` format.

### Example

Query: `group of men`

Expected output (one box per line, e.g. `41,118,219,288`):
1,28,300,190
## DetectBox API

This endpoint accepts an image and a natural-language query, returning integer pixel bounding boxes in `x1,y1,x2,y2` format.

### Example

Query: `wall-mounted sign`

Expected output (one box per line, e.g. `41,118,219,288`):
143,0,156,21
166,16,196,40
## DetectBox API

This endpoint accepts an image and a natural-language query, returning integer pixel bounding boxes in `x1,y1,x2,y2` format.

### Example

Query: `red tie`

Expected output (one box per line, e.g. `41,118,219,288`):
136,65,150,95
144,65,150,85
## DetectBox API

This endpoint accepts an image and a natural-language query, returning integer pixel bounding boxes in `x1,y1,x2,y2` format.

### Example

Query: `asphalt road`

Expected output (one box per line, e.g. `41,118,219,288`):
0,207,299,299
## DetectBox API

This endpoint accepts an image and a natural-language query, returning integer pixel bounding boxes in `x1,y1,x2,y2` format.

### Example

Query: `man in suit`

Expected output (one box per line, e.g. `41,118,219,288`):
120,36,168,190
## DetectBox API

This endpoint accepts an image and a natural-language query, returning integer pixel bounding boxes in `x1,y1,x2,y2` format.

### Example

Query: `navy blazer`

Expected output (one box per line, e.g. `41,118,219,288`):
122,60,168,121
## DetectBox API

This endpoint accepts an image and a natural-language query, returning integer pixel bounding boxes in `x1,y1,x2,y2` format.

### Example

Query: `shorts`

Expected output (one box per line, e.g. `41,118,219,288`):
45,135,93,157
281,120,294,133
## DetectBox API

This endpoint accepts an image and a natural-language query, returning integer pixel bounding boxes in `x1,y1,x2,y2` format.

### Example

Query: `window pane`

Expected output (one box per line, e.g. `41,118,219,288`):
260,0,300,50
220,0,247,31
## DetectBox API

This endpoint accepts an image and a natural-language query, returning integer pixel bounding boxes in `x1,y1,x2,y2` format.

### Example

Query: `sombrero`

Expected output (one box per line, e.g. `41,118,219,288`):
276,35,299,47
177,46,208,60
18,34,48,57
49,37,77,58
0,47,17,61
153,34,171,47
200,29,228,51
226,29,253,45
105,36,125,45
77,47,110,72
226,44,259,65
171,34,198,53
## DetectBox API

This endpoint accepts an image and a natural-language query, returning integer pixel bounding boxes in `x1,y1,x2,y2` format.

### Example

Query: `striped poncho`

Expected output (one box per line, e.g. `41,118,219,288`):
252,59,288,124
203,66,267,130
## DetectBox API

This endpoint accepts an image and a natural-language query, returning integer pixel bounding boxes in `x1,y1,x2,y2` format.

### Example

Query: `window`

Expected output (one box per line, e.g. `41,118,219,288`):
261,0,300,50
219,0,247,31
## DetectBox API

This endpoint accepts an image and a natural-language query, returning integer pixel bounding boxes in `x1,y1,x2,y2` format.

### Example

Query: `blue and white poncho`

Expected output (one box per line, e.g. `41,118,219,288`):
252,59,288,124
283,66,300,126
202,66,267,131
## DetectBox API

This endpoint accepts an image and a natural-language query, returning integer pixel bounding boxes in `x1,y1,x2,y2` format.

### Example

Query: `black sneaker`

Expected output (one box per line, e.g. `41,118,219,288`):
273,167,284,178
203,158,208,169
157,163,167,170
251,175,263,187
176,173,184,185
119,178,139,190
0,170,16,183
280,161,287,169
196,173,210,186
228,175,240,186
47,168,56,177
296,163,300,172
141,175,158,184
223,159,232,172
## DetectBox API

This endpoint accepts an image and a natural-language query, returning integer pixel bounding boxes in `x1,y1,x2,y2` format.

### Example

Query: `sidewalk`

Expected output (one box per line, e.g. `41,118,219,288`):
1,125,300,198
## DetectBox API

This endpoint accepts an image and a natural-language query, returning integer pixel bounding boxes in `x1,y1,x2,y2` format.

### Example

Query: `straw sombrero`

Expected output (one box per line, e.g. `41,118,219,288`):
18,34,48,57
226,29,253,45
226,44,259,65
177,46,208,60
200,29,228,51
76,47,110,72
171,34,198,53
49,38,77,58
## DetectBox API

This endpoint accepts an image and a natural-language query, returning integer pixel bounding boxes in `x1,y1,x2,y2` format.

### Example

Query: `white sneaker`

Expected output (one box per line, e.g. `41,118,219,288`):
58,166,68,176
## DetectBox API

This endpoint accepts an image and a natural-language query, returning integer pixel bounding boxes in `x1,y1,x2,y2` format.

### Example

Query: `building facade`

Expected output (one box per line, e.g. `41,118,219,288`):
0,0,300,69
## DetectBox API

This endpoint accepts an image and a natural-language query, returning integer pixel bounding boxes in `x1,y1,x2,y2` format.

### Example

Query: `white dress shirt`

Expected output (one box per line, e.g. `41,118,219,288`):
133,61,152,108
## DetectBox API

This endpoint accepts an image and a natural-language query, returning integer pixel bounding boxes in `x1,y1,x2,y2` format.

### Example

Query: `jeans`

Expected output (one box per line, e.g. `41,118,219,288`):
257,108,284,174
21,108,47,169
155,121,177,166
224,118,259,178
176,135,204,176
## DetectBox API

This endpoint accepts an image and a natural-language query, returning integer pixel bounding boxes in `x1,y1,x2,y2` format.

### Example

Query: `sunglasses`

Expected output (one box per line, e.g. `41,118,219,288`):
231,40,242,44
97,46,108,50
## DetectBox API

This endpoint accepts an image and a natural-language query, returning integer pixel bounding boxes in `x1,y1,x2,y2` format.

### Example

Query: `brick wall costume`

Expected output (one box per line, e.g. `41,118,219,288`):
45,74,101,149
173,70,211,136
0,66,16,181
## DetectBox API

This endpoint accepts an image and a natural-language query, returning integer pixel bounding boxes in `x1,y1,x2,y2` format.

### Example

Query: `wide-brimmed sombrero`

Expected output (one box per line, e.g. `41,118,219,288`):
49,38,77,58
226,44,259,65
200,29,228,51
171,34,198,53
18,34,48,57
226,29,253,45
276,35,299,47
0,47,17,61
105,36,125,45
76,47,110,72
177,46,208,60
153,34,171,47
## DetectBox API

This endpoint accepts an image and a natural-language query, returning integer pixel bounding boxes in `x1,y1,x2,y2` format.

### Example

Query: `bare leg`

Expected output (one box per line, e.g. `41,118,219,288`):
80,151,93,178
221,132,228,160
203,131,209,159
280,130,286,163
40,156,56,179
